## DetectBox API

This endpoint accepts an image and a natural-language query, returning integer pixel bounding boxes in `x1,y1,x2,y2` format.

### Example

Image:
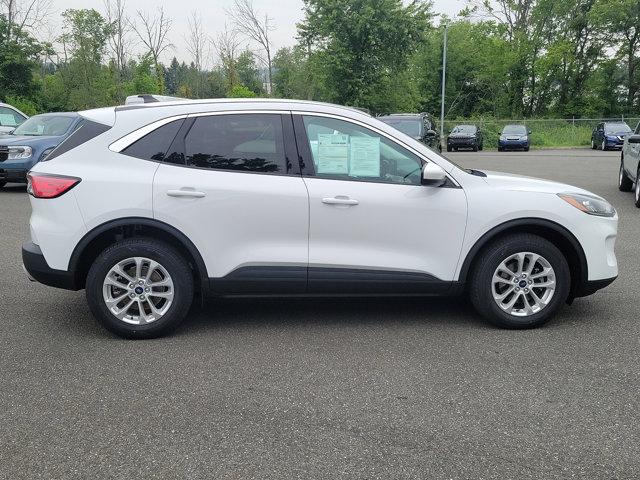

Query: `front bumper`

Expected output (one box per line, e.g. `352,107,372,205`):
448,138,477,148
604,139,624,149
574,276,617,298
499,140,529,149
0,168,28,183
22,241,78,290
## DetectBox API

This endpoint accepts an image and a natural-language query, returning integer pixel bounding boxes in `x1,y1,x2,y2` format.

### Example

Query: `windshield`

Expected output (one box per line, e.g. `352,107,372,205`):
451,125,477,134
605,123,631,134
13,115,75,136
378,118,423,137
502,125,527,135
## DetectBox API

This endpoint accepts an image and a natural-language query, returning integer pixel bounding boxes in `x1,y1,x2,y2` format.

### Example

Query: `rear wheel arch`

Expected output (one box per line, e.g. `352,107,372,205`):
70,218,208,292
459,218,588,298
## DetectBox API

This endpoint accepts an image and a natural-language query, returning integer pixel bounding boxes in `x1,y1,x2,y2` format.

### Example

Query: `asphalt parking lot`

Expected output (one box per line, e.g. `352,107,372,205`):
1,148,638,479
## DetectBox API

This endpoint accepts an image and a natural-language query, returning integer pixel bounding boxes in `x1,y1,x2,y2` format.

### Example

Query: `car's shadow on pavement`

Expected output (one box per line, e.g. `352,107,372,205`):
178,296,490,336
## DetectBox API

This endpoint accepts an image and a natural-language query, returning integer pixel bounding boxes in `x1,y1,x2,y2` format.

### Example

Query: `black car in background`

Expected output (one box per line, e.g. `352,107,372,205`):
446,124,483,152
377,113,441,152
591,122,632,151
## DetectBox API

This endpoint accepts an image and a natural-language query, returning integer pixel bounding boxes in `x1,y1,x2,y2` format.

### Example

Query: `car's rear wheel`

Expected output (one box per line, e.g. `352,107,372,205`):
469,234,570,329
0,180,6,189
86,238,194,339
619,160,633,191
591,139,597,150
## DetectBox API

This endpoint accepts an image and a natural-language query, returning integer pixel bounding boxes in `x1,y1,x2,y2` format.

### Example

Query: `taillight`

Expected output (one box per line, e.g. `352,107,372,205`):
27,173,81,199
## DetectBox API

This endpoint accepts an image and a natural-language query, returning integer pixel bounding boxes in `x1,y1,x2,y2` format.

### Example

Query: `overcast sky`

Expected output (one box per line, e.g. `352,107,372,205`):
44,0,467,64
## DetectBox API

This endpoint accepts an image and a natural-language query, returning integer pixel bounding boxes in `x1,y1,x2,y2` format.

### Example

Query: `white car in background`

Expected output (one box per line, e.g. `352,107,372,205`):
0,102,28,134
619,120,640,207
22,99,618,338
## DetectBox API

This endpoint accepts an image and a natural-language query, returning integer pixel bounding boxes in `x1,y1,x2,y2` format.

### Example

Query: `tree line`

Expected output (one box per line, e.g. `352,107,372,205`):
1,0,639,119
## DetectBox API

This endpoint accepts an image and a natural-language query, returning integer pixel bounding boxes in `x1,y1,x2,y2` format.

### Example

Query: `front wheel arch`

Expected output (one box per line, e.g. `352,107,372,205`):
459,218,588,299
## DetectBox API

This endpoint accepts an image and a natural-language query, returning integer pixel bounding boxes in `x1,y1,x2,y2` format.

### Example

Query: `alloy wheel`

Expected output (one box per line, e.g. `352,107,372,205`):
102,257,174,325
491,252,556,317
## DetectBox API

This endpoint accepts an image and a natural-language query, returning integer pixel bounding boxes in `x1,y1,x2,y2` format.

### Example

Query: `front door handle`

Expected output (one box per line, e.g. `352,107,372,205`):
167,189,206,198
322,196,359,206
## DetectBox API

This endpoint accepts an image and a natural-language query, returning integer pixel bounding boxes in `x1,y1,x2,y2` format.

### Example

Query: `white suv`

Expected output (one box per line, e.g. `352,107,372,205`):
22,99,618,338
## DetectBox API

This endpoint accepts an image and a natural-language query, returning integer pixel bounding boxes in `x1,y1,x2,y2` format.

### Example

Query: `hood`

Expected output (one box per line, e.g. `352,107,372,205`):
449,133,476,139
479,170,592,196
0,135,60,145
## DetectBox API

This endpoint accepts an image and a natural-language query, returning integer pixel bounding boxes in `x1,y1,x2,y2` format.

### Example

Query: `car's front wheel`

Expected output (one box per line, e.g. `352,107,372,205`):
86,238,194,339
602,139,607,151
0,180,5,189
635,168,640,208
619,160,633,191
469,234,570,329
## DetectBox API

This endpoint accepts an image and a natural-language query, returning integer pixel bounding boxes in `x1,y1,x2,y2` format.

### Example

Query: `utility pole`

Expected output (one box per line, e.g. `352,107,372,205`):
440,24,448,149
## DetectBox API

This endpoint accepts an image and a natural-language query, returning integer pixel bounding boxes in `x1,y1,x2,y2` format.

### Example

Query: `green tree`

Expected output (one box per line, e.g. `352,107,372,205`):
298,0,432,111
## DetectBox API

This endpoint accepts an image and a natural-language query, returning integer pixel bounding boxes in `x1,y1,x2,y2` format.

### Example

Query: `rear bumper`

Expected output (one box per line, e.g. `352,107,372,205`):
22,241,79,290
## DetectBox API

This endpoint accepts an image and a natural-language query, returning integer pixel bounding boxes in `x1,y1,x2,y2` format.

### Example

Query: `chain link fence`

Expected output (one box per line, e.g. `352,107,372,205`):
441,117,640,149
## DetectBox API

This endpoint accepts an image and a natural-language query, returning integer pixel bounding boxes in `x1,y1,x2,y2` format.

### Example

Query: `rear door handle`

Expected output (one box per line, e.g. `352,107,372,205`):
167,189,206,198
322,196,359,206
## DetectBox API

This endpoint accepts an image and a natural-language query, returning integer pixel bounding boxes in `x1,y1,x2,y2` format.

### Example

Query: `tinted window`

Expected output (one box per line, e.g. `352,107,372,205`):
451,125,477,134
0,107,25,127
44,120,111,161
502,125,527,135
184,114,288,173
378,117,423,137
13,115,75,136
604,123,631,134
123,119,184,161
303,115,423,185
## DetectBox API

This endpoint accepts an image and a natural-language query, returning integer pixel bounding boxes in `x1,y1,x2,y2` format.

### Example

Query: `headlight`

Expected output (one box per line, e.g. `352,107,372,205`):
521,135,528,141
8,146,33,159
558,193,616,217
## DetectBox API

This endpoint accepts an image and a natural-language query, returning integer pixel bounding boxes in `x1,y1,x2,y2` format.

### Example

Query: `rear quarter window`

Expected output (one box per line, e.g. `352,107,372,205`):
122,119,185,161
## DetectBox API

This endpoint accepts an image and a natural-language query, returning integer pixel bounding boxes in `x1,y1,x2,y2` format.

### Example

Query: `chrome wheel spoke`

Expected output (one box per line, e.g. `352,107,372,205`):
103,256,174,326
492,251,556,318
114,299,135,320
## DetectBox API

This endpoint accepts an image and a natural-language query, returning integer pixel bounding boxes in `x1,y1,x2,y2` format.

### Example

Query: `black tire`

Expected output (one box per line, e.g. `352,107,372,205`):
472,143,478,152
469,233,570,329
619,159,633,192
498,146,504,152
591,139,596,150
0,180,6,189
86,238,194,339
635,167,640,208
601,140,607,151
446,145,452,152
524,145,530,152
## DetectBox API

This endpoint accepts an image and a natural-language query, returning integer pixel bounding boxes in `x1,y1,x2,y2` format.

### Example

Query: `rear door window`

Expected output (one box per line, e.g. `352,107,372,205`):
182,114,289,174
122,119,184,161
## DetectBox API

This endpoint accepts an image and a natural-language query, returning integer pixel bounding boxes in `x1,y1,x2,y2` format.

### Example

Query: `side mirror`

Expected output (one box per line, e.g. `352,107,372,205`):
422,162,447,187
425,129,437,138
628,134,640,144
528,129,532,135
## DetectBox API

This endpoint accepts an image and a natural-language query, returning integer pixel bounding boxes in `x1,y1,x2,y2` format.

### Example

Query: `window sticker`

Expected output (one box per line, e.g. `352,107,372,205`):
317,133,349,174
0,114,17,127
349,136,380,177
